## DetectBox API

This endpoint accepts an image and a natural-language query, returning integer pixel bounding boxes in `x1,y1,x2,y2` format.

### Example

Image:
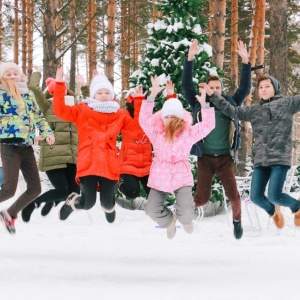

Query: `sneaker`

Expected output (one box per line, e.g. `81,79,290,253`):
59,193,80,221
233,220,243,239
0,210,17,234
41,202,55,217
102,206,116,223
21,202,37,222
167,211,177,239
272,205,284,229
183,222,194,234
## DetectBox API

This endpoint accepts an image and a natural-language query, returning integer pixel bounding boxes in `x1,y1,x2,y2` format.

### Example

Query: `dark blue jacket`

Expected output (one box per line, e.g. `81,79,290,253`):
181,60,251,161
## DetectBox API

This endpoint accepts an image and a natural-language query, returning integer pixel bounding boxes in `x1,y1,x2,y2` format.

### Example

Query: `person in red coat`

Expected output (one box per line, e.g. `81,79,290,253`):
53,67,132,223
117,86,152,209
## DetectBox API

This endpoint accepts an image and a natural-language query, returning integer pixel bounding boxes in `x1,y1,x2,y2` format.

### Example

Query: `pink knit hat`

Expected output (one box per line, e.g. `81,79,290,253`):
45,77,56,94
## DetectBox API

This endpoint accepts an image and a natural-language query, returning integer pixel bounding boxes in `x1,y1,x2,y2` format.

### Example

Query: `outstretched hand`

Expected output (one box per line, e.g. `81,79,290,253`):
236,41,249,64
188,39,200,61
165,80,175,95
149,75,165,99
132,86,147,97
75,74,86,87
195,86,207,107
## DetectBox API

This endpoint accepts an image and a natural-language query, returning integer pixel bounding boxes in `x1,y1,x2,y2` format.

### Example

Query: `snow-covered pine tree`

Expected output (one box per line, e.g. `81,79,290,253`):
129,0,219,111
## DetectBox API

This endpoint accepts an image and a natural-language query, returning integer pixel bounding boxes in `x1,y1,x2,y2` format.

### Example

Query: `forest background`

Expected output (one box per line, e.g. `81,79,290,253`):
1,0,300,202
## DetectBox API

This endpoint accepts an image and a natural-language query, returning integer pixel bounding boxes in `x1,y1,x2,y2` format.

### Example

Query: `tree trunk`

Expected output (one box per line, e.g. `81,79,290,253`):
121,0,130,96
87,0,97,81
269,0,288,94
210,0,226,70
13,0,19,64
106,0,116,84
26,0,34,79
229,0,238,94
69,0,76,92
21,0,27,73
256,0,266,76
42,0,59,82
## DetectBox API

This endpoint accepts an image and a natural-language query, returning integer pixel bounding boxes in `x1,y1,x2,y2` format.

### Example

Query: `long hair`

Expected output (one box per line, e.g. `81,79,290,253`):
0,78,22,101
164,117,186,142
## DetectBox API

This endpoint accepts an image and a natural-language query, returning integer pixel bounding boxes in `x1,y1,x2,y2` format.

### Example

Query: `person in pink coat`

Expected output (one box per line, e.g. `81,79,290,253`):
139,76,215,239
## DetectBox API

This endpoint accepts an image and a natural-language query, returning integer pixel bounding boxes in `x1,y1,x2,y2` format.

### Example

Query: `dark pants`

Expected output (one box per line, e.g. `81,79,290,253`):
34,163,80,206
120,174,150,199
76,176,116,210
251,165,300,215
194,154,241,221
0,144,41,217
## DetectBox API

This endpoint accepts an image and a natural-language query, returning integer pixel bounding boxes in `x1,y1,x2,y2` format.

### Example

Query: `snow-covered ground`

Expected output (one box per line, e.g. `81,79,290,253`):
1,177,300,300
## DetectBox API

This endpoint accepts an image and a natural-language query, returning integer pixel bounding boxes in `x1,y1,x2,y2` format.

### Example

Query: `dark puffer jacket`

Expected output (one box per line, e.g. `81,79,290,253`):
182,60,251,160
29,72,78,172
209,76,300,167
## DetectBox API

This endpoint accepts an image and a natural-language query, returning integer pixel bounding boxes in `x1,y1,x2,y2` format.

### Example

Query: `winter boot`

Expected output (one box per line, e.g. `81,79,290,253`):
294,199,300,226
41,202,55,217
183,222,194,234
167,211,177,239
233,220,243,239
133,197,146,210
21,202,38,222
59,193,80,221
0,210,17,234
102,206,116,223
272,205,284,229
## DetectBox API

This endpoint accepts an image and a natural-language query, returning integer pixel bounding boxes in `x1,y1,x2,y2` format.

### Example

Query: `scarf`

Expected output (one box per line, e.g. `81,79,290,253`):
83,97,120,113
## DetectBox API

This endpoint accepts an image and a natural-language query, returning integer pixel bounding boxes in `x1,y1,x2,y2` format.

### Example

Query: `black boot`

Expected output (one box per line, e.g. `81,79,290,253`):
21,202,37,222
233,220,243,239
59,193,80,221
102,206,116,223
41,202,55,217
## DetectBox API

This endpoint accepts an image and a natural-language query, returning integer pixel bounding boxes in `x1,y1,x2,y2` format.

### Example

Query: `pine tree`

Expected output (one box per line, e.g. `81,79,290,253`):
129,0,219,111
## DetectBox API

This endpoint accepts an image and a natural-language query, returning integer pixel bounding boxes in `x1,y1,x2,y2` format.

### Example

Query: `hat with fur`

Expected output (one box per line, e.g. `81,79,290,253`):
161,98,184,119
90,74,114,99
45,77,56,94
0,62,22,79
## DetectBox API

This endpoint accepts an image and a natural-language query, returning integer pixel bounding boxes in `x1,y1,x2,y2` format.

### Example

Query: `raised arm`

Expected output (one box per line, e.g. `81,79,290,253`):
181,40,200,110
139,76,165,139
200,83,252,121
53,67,80,122
231,41,251,105
28,71,51,114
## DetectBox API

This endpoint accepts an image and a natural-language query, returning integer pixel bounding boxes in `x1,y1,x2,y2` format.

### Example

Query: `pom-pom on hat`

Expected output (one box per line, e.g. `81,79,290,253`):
45,77,56,94
161,98,184,119
0,62,22,79
90,74,114,99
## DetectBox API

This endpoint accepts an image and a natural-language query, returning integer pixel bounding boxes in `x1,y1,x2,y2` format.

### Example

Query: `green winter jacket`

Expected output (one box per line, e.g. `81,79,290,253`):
29,72,78,172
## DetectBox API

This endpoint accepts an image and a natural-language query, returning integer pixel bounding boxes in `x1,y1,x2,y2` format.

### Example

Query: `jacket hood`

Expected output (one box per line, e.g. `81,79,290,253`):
152,108,193,133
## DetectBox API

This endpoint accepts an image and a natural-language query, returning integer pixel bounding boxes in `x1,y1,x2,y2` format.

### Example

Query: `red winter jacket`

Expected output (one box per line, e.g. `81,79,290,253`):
119,95,152,177
53,82,131,183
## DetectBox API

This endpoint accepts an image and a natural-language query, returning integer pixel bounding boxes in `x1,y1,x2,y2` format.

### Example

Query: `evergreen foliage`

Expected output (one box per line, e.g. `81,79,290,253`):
129,0,218,111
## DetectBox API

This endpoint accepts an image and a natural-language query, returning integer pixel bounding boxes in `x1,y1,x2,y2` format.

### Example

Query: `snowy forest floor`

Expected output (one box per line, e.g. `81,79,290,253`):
1,175,300,300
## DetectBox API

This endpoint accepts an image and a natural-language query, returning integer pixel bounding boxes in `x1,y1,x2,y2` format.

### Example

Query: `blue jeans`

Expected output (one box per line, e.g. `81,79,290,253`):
250,165,300,215
0,167,3,187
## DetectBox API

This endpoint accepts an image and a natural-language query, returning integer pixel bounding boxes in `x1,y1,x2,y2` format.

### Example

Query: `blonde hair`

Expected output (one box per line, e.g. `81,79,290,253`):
164,117,186,142
0,78,22,101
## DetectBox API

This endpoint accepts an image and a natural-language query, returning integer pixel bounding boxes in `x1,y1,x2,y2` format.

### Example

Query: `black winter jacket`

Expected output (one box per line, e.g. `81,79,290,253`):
181,60,251,160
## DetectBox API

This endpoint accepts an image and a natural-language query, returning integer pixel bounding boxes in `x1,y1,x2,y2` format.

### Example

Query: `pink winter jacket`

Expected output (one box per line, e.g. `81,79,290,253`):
139,100,215,193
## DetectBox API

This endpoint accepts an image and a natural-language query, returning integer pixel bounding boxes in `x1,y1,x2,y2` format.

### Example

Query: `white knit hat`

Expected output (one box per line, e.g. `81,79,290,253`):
161,98,184,119
89,74,114,99
0,62,22,79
